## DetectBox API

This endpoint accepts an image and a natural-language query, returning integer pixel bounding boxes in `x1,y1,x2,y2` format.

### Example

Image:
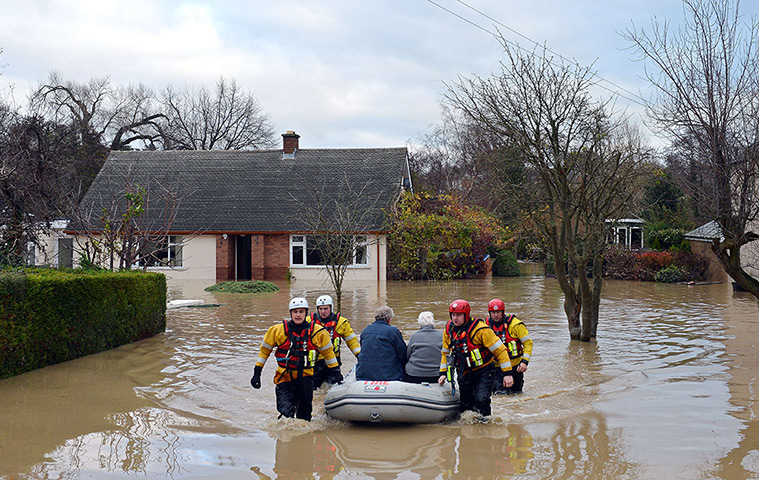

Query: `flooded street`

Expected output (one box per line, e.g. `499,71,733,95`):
2,267,758,479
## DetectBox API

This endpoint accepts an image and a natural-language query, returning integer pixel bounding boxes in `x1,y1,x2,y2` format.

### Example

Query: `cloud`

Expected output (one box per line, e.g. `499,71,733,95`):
1,0,757,148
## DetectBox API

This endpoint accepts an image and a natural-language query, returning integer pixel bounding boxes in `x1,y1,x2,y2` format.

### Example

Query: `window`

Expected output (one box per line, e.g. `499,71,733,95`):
290,234,370,267
291,235,306,266
142,236,183,267
354,235,368,265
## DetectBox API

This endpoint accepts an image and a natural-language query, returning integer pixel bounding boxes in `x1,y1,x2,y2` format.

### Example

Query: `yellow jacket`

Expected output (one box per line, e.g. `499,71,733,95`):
439,318,512,376
488,315,533,368
506,316,533,368
255,320,338,384
312,313,361,361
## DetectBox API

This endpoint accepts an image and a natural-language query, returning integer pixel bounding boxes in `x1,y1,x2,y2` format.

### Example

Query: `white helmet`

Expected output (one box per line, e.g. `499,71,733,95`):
316,295,334,308
289,297,309,310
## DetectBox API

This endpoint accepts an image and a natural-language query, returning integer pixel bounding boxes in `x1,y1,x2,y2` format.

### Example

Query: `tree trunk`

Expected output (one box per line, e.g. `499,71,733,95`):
713,237,759,298
590,253,603,338
554,254,581,339
576,259,594,342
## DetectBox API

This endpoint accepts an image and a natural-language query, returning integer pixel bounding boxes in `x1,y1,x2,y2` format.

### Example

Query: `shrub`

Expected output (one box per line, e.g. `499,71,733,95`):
492,250,520,277
205,280,280,293
603,246,710,282
654,265,686,283
388,193,511,280
646,227,687,251
0,268,165,379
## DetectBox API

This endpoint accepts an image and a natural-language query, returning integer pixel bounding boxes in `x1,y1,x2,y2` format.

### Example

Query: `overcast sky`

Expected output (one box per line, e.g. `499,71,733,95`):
1,1,758,149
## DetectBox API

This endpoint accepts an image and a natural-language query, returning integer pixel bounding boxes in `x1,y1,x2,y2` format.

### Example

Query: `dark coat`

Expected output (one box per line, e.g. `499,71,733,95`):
355,319,407,381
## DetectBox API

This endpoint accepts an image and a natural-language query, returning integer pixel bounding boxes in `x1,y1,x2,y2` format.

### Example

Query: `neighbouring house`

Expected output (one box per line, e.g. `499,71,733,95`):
38,131,412,282
684,220,759,283
606,218,645,250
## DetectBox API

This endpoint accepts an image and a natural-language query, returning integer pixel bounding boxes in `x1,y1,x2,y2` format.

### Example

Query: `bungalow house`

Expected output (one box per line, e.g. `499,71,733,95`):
44,131,412,282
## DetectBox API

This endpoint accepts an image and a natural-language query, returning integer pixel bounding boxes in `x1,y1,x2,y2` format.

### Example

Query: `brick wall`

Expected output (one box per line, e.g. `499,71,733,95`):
214,233,289,282
250,234,265,280
264,234,289,280
215,235,235,281
691,240,728,282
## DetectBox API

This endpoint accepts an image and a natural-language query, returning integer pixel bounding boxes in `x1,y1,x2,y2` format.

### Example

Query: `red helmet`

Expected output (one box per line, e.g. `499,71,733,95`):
488,299,505,312
449,299,471,320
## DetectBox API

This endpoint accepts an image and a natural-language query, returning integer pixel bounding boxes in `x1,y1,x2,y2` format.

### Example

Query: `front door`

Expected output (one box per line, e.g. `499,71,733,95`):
236,235,251,280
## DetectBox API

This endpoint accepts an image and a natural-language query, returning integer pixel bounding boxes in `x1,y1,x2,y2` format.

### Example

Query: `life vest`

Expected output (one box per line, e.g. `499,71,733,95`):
488,315,524,359
311,312,342,357
275,320,318,372
446,318,493,372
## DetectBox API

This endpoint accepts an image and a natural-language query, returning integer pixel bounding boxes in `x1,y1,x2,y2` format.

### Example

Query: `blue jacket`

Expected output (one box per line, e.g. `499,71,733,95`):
355,319,407,381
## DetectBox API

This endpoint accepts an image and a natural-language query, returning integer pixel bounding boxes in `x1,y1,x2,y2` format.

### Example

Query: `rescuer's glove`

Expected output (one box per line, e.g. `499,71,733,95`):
250,366,263,389
327,368,344,385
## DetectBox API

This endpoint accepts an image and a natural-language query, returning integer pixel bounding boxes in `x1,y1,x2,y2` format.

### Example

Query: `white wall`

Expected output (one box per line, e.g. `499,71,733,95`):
152,235,216,281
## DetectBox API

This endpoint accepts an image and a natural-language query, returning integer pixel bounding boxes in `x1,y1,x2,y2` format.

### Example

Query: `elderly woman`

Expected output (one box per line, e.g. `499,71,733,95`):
404,311,444,384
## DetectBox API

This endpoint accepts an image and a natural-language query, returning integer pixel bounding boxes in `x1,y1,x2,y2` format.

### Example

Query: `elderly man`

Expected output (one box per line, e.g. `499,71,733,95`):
355,306,407,381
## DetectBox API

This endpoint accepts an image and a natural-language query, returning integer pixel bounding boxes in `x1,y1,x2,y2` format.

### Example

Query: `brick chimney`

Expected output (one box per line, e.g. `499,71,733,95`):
282,131,300,156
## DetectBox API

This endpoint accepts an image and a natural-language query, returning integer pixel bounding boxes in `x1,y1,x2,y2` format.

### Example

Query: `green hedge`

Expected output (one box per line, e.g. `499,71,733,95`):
0,268,166,379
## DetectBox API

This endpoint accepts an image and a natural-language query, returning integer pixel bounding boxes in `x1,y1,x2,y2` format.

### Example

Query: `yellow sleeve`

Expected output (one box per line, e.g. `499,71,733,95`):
336,316,361,356
312,324,339,368
255,324,284,369
510,319,533,363
439,326,452,374
474,323,511,372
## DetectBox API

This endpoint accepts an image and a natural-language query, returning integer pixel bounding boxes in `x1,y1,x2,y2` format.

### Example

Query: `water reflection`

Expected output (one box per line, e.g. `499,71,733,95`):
253,422,535,480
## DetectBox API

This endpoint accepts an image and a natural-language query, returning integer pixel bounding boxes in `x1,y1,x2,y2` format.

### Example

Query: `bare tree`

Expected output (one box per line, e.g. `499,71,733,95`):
410,107,524,219
0,104,82,265
290,176,385,311
72,166,184,271
31,72,164,151
446,41,651,341
159,77,276,150
624,0,759,297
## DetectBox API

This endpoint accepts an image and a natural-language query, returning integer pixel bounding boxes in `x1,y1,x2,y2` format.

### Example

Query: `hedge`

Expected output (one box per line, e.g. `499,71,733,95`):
204,280,280,293
0,268,166,379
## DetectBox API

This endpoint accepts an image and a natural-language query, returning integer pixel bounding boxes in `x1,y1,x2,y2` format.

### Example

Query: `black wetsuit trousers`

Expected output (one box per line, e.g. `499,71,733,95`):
275,376,314,421
493,365,524,394
459,366,494,416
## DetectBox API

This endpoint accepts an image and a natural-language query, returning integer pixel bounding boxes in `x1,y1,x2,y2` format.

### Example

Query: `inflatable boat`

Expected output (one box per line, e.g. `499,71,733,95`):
324,370,460,424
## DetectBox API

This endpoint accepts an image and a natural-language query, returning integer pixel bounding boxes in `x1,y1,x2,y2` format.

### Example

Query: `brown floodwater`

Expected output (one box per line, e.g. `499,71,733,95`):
1,266,758,479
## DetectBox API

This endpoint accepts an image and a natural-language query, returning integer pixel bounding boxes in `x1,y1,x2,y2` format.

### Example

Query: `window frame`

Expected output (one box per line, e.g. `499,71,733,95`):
290,234,370,268
139,235,184,268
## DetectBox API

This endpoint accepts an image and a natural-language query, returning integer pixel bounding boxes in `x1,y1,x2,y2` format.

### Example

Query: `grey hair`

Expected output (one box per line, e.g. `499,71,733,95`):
418,311,435,328
375,305,394,322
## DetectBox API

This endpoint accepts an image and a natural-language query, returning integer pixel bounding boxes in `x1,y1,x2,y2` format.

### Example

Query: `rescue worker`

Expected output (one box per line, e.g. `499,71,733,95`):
486,298,533,394
438,299,512,417
250,297,343,421
310,294,361,389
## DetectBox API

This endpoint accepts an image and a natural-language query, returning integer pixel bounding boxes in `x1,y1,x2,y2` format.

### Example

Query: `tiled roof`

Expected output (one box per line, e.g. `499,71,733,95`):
684,220,723,241
78,148,409,233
